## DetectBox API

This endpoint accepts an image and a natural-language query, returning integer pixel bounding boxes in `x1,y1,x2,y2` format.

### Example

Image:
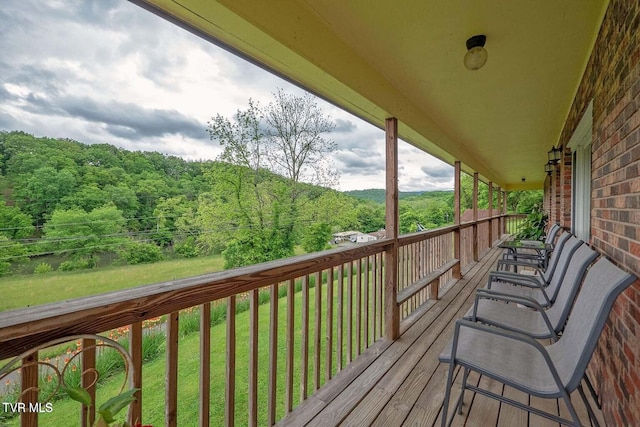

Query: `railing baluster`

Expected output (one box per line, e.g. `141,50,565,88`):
166,311,179,427
199,304,210,427
364,256,370,347
22,352,38,427
325,268,333,382
285,279,294,413
82,337,96,427
268,284,278,426
347,262,353,363
313,272,321,391
337,264,344,371
225,296,236,427
249,290,258,427
371,255,377,340
300,275,309,401
356,258,362,356
378,252,383,337
129,323,142,426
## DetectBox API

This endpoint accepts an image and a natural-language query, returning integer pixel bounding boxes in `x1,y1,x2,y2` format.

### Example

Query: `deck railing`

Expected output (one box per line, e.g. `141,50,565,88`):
0,214,517,426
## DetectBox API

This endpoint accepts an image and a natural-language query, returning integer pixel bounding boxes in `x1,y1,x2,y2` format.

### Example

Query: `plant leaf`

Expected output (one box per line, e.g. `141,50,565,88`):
64,385,92,407
98,388,139,419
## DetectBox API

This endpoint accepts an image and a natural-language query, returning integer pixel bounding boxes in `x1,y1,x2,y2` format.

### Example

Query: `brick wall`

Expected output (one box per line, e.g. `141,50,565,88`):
554,1,640,424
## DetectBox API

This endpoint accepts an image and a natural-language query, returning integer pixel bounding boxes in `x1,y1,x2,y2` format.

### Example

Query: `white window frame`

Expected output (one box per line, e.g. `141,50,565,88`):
568,101,593,242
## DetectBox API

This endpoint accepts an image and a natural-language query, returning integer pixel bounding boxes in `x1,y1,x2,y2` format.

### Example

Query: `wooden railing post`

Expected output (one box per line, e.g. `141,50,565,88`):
503,190,508,235
487,181,493,247
472,172,479,262
21,352,38,427
384,117,399,340
453,161,462,279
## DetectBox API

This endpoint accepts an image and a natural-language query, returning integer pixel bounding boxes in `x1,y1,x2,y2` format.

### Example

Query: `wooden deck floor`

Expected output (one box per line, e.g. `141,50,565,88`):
278,244,605,427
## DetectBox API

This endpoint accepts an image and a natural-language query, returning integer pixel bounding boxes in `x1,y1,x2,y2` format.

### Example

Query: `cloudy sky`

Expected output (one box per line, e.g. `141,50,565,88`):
0,0,453,191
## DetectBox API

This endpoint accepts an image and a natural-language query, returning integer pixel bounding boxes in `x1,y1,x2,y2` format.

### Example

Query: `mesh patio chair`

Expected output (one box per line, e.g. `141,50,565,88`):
486,235,582,307
439,257,636,427
466,243,598,340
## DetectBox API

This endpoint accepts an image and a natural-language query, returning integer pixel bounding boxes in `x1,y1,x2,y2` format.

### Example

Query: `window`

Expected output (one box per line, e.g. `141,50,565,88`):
569,101,592,242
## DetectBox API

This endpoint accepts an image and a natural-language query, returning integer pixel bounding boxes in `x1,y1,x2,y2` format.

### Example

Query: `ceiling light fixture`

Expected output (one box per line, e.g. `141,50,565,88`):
464,35,488,70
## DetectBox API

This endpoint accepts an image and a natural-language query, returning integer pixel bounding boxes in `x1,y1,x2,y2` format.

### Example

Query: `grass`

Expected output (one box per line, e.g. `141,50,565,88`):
0,255,226,312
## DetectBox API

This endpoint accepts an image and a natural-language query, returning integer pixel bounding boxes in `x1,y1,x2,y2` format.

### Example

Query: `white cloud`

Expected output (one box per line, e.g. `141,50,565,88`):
0,0,453,192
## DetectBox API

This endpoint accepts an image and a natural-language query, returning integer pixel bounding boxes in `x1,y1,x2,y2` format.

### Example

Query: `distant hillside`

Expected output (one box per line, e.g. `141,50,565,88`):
343,188,452,204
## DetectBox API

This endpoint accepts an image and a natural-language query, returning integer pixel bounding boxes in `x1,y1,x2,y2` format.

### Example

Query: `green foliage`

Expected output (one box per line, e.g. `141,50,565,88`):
0,236,28,275
58,257,96,271
174,236,198,258
34,262,53,274
515,205,548,240
0,202,34,239
118,241,164,265
302,222,332,253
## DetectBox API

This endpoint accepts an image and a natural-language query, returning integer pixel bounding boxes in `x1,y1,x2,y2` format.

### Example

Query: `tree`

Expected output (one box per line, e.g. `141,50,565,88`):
43,204,127,260
13,166,78,223
302,222,332,253
263,88,338,192
0,202,34,240
206,90,338,267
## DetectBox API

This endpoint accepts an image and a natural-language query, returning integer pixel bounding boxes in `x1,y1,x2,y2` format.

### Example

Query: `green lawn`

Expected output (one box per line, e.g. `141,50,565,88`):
0,255,225,312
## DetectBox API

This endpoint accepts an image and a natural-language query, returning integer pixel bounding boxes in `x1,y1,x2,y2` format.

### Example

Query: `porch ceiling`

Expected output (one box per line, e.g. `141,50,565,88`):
134,0,607,190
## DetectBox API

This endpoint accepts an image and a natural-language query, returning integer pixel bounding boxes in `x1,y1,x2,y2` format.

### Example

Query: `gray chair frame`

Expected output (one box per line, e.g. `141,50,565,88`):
501,222,561,267
485,235,582,307
439,257,636,427
468,243,598,340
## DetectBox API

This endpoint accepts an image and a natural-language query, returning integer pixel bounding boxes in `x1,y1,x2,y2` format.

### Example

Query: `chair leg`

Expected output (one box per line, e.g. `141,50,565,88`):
440,361,457,427
577,383,600,427
559,389,582,427
458,368,470,415
583,373,601,409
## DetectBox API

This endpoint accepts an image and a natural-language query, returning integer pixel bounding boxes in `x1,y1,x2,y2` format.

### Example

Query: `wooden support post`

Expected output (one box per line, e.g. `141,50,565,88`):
472,172,479,262
21,352,38,427
166,311,179,427
487,181,494,247
384,117,399,340
81,338,96,427
453,161,462,279
503,190,508,234
129,324,142,426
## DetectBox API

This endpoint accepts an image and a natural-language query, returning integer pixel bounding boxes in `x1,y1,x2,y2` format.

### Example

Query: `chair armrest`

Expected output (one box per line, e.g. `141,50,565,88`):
487,271,543,289
497,259,544,274
473,290,557,340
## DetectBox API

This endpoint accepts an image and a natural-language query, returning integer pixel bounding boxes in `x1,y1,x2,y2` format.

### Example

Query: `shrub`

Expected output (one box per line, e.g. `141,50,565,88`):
174,236,198,258
34,262,53,274
119,241,164,265
58,258,93,271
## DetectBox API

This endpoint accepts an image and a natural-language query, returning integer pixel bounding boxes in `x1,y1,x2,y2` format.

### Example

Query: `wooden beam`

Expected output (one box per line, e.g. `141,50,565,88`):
473,172,479,262
384,117,399,340
166,312,179,427
452,161,462,279
487,181,494,246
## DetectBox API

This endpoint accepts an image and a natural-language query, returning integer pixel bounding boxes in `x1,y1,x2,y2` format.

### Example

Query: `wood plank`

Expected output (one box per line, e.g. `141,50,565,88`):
300,276,310,401
326,269,333,382
166,311,179,427
347,261,353,364
337,264,344,372
356,258,362,356
268,284,279,426
364,256,370,347
286,279,295,414
128,324,142,427
340,387,392,426
21,352,38,427
396,259,459,304
496,386,528,427
82,337,97,427
199,304,211,427
464,374,503,426
384,116,399,340
314,272,322,392
225,296,236,427
249,291,258,427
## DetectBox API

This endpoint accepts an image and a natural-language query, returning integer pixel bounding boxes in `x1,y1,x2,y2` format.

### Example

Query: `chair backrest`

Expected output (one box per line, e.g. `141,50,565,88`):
550,257,636,392
542,236,582,302
541,233,581,285
544,223,561,245
541,232,572,282
546,244,599,331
